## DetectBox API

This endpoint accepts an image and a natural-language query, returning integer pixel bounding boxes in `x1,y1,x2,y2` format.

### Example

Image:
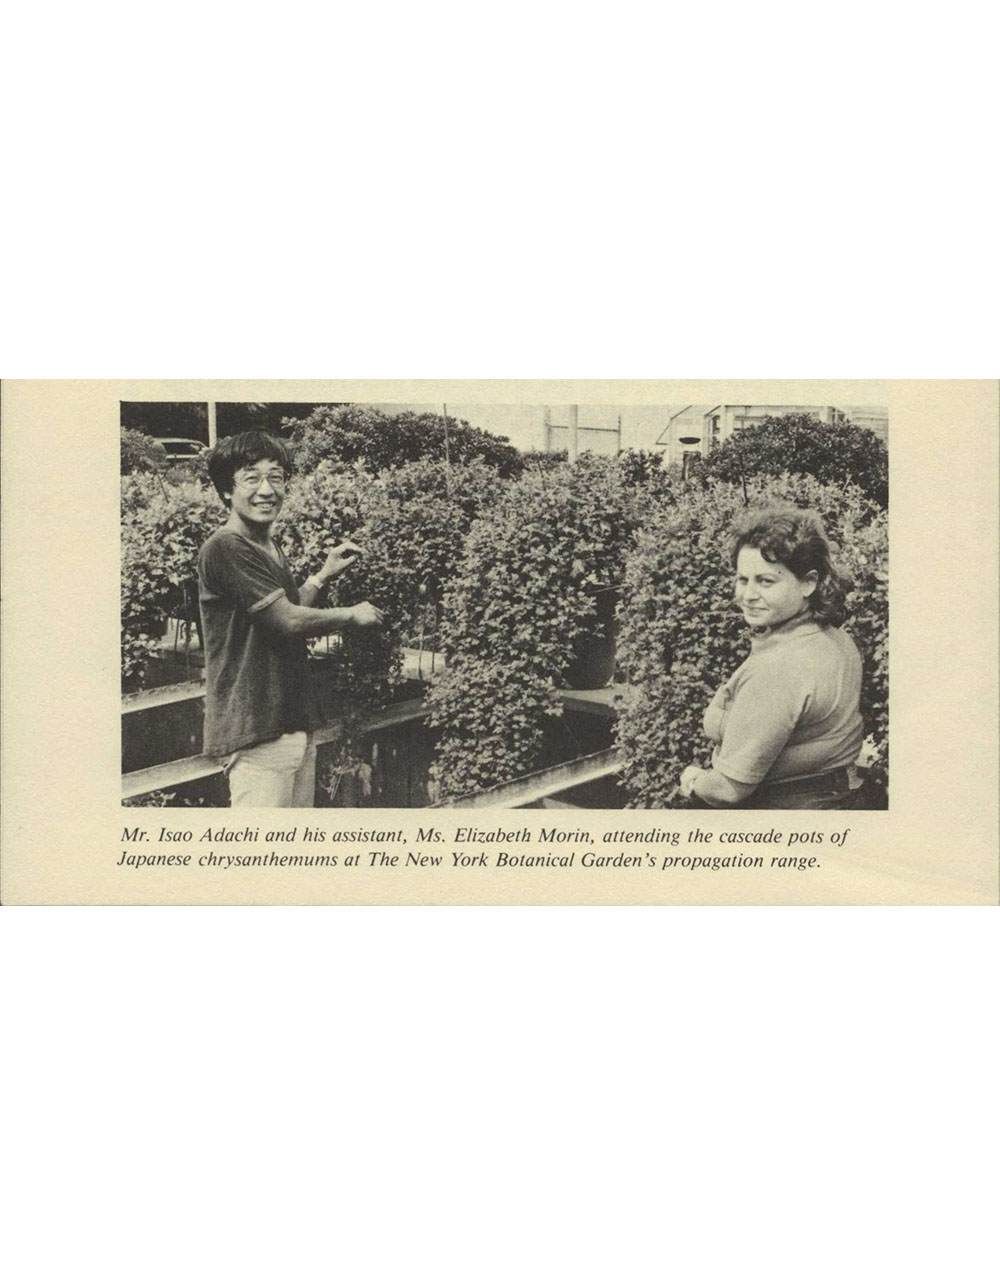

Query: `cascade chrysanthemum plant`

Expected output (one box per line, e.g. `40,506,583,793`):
278,458,509,802
120,476,224,687
275,462,406,710
427,455,647,801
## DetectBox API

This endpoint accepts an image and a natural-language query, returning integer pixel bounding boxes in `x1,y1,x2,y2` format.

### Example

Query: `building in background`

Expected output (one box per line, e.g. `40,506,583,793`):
839,407,889,442
657,405,715,468
543,406,621,456
657,404,888,468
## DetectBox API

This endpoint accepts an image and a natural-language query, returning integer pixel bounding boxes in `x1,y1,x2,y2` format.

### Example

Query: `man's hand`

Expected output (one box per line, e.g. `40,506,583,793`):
348,601,385,628
320,540,363,581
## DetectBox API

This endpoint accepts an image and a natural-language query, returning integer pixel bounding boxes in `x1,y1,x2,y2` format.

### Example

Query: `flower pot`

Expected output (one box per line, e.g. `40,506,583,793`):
561,586,619,690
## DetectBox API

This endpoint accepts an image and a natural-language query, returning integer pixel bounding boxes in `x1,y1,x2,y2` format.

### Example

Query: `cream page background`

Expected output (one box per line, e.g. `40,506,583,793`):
1,378,996,905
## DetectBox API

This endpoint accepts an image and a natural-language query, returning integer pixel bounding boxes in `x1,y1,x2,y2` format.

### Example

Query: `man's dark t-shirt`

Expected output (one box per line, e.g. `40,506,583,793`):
197,530,320,757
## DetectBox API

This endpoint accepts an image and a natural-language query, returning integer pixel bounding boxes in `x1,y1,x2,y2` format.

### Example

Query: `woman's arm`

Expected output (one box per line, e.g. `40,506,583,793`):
680,764,756,807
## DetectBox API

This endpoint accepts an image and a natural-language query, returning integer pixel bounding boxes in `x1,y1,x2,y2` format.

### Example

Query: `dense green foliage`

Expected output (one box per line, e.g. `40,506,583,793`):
215,402,340,438
283,405,524,478
617,448,673,492
121,426,168,474
371,459,505,603
427,456,643,800
120,403,890,812
520,448,568,476
120,477,223,684
120,450,504,700
120,402,207,440
614,474,889,807
696,413,888,511
276,463,408,709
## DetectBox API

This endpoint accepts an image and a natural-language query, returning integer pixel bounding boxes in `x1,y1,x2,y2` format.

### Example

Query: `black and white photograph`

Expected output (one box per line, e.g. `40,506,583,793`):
120,395,889,813
4,375,994,911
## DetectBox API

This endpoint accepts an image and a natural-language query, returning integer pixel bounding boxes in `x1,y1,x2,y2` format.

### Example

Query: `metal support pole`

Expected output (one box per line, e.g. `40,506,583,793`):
442,403,452,495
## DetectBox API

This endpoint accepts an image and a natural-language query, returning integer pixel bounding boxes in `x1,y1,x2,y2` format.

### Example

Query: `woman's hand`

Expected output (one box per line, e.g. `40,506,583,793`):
679,764,756,806
320,540,363,580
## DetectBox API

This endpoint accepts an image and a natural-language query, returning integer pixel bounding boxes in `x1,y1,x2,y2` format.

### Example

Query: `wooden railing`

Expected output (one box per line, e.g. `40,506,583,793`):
430,748,622,810
121,678,622,804
122,687,429,800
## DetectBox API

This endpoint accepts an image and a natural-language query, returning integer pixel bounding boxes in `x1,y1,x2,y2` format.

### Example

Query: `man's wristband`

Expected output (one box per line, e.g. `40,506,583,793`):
306,574,327,592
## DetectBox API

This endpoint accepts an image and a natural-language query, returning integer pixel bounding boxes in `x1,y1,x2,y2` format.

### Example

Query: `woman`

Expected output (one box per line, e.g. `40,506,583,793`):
679,507,863,809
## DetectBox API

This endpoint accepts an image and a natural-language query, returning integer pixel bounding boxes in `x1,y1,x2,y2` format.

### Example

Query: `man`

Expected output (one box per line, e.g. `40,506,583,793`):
198,431,384,807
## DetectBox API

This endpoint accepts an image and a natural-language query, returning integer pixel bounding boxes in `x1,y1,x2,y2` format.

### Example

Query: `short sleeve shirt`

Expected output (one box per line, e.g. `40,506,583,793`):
197,529,320,757
702,617,864,785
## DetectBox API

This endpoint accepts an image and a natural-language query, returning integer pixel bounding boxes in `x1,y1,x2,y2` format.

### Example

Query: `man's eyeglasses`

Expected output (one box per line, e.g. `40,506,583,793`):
235,471,288,490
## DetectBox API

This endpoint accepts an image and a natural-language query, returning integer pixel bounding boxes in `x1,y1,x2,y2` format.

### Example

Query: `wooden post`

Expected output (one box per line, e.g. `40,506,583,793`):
568,404,579,460
442,403,451,496
207,400,217,448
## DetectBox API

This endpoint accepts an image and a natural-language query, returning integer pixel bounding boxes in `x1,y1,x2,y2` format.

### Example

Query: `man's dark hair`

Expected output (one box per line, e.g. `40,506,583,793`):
207,432,294,505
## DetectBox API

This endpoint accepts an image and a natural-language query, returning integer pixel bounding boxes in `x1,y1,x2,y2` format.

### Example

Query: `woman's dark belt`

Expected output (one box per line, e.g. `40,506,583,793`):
686,766,854,809
759,767,850,795
747,766,852,808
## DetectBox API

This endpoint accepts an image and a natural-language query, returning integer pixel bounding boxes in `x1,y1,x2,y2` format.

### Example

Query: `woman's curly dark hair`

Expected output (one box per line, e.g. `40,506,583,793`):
730,506,852,626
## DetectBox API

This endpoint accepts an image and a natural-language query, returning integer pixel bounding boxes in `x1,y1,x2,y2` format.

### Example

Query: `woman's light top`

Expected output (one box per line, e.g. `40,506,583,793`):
703,615,864,785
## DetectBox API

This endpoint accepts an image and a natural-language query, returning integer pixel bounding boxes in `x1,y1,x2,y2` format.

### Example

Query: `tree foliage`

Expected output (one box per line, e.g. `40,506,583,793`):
696,413,888,511
120,402,207,441
617,448,670,490
282,404,524,478
215,402,339,439
520,448,568,477
121,426,168,475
